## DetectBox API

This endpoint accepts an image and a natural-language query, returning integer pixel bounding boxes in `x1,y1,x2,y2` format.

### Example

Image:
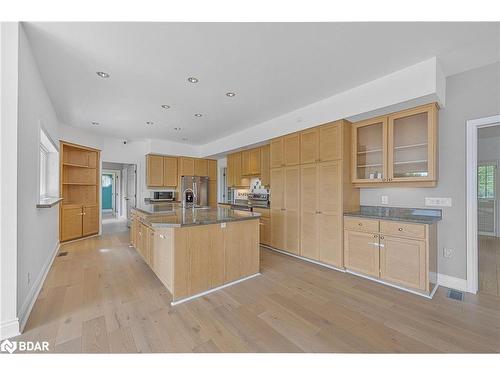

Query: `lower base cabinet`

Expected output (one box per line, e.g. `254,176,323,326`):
253,207,271,246
343,217,437,294
60,204,99,242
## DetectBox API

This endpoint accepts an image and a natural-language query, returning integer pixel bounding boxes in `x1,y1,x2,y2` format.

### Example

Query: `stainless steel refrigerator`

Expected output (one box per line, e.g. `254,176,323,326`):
180,176,209,206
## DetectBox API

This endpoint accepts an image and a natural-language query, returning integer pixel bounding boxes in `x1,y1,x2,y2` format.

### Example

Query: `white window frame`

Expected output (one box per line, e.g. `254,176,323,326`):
38,125,59,201
39,143,49,198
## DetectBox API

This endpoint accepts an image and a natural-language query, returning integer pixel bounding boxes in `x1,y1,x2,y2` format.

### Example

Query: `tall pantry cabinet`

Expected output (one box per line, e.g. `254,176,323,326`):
60,141,101,242
270,120,359,268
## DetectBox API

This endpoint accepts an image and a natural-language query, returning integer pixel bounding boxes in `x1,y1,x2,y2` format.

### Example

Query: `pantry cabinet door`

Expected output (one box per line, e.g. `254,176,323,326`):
300,128,320,164
300,164,319,260
284,166,300,254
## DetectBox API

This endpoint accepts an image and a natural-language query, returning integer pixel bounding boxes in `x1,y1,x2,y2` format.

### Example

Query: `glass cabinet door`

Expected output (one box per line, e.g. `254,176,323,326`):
352,117,387,182
388,105,436,181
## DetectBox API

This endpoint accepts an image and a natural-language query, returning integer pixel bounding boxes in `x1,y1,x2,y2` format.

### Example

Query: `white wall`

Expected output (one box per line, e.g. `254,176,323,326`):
478,133,500,236
1,22,20,340
16,24,62,328
361,62,500,280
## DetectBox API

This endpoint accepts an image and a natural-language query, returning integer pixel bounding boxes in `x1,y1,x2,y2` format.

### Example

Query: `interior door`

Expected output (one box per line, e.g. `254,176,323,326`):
125,164,137,226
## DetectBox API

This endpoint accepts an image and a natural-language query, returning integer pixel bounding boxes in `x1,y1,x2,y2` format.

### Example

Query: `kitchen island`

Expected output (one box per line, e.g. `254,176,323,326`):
130,203,261,304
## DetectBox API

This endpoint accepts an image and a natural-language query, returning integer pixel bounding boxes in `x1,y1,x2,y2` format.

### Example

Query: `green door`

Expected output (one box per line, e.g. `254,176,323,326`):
102,174,113,210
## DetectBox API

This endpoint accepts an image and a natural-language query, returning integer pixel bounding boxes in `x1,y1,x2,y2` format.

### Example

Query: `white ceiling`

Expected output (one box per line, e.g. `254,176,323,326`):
24,22,500,145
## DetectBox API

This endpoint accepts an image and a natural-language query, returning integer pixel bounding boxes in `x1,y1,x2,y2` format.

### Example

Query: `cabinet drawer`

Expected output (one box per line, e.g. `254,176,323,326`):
380,220,425,239
344,217,379,233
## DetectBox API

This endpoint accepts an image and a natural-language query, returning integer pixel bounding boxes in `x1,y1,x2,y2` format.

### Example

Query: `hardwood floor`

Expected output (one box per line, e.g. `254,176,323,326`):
15,232,500,353
479,235,500,297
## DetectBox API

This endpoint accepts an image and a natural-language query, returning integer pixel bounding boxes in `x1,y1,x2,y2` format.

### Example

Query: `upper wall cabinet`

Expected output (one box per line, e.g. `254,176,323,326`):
351,103,438,187
300,120,343,164
270,133,300,168
146,154,178,187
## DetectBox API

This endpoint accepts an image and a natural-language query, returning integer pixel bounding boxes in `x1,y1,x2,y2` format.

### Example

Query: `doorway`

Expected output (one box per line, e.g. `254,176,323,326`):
101,162,137,234
466,115,500,295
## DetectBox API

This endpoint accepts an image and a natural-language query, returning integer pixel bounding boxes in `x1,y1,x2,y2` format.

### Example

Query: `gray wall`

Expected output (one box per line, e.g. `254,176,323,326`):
361,62,500,279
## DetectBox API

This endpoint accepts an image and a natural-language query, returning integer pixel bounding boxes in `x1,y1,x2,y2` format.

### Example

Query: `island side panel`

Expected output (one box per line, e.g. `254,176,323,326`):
224,219,260,283
172,219,260,302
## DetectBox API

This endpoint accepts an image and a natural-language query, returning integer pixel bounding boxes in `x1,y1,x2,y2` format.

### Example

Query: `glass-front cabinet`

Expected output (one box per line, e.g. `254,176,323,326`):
351,103,438,187
352,116,387,183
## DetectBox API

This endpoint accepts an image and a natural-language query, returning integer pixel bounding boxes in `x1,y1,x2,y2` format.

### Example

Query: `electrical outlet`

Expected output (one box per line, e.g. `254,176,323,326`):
443,248,454,258
425,197,452,207
221,222,226,228
381,195,389,205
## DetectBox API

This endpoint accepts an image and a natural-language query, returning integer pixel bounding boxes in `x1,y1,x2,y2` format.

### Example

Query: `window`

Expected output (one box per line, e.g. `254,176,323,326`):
39,127,59,201
478,163,496,199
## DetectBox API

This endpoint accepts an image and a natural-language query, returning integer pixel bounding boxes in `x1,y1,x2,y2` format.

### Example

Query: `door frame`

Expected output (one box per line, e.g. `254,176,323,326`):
102,169,119,215
466,114,500,294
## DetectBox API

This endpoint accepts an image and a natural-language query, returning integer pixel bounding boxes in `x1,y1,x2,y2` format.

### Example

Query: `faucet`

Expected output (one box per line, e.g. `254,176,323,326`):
182,188,197,208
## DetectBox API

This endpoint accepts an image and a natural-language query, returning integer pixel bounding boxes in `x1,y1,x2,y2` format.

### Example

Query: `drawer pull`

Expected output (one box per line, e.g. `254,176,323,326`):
358,223,363,226
398,227,403,231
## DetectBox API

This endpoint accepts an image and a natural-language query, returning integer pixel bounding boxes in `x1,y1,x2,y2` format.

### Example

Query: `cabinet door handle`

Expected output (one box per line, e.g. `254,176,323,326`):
159,234,166,239
388,178,393,182
358,223,363,226
373,234,378,238
398,227,403,231
380,236,384,240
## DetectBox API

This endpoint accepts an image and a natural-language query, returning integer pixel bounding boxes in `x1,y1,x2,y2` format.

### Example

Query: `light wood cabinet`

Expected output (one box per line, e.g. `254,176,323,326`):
60,141,100,242
82,204,99,236
352,103,438,187
270,137,284,168
152,229,173,290
146,154,164,187
300,128,319,164
163,156,178,187
260,145,270,186
60,204,84,242
270,168,285,250
146,154,178,187
344,230,380,277
380,235,426,291
242,150,251,176
282,166,300,255
194,158,208,177
319,121,343,162
226,151,250,188
343,217,437,295
208,180,217,206
208,159,217,181
179,157,195,177
284,133,300,166
300,160,345,267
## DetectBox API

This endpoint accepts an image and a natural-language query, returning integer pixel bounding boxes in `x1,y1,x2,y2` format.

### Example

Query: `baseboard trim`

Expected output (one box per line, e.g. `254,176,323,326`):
171,273,261,306
260,244,346,273
0,318,20,340
437,273,467,292
18,242,60,332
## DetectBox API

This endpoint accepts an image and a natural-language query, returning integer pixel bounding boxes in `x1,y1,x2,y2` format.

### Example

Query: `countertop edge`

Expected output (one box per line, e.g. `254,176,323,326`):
146,214,261,228
343,213,441,224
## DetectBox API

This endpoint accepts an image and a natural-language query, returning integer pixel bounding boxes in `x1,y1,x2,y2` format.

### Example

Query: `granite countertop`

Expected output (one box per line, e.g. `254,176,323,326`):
132,203,260,228
344,205,442,224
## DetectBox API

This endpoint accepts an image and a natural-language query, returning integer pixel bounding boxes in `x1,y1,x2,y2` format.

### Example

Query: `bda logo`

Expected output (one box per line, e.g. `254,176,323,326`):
0,339,17,354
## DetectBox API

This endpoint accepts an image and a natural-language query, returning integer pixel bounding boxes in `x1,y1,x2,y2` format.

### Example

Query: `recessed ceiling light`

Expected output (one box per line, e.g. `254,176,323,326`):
187,77,199,83
146,121,154,125
194,113,202,117
174,127,181,131
226,92,236,97
161,104,170,109
96,71,110,78
91,121,99,126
